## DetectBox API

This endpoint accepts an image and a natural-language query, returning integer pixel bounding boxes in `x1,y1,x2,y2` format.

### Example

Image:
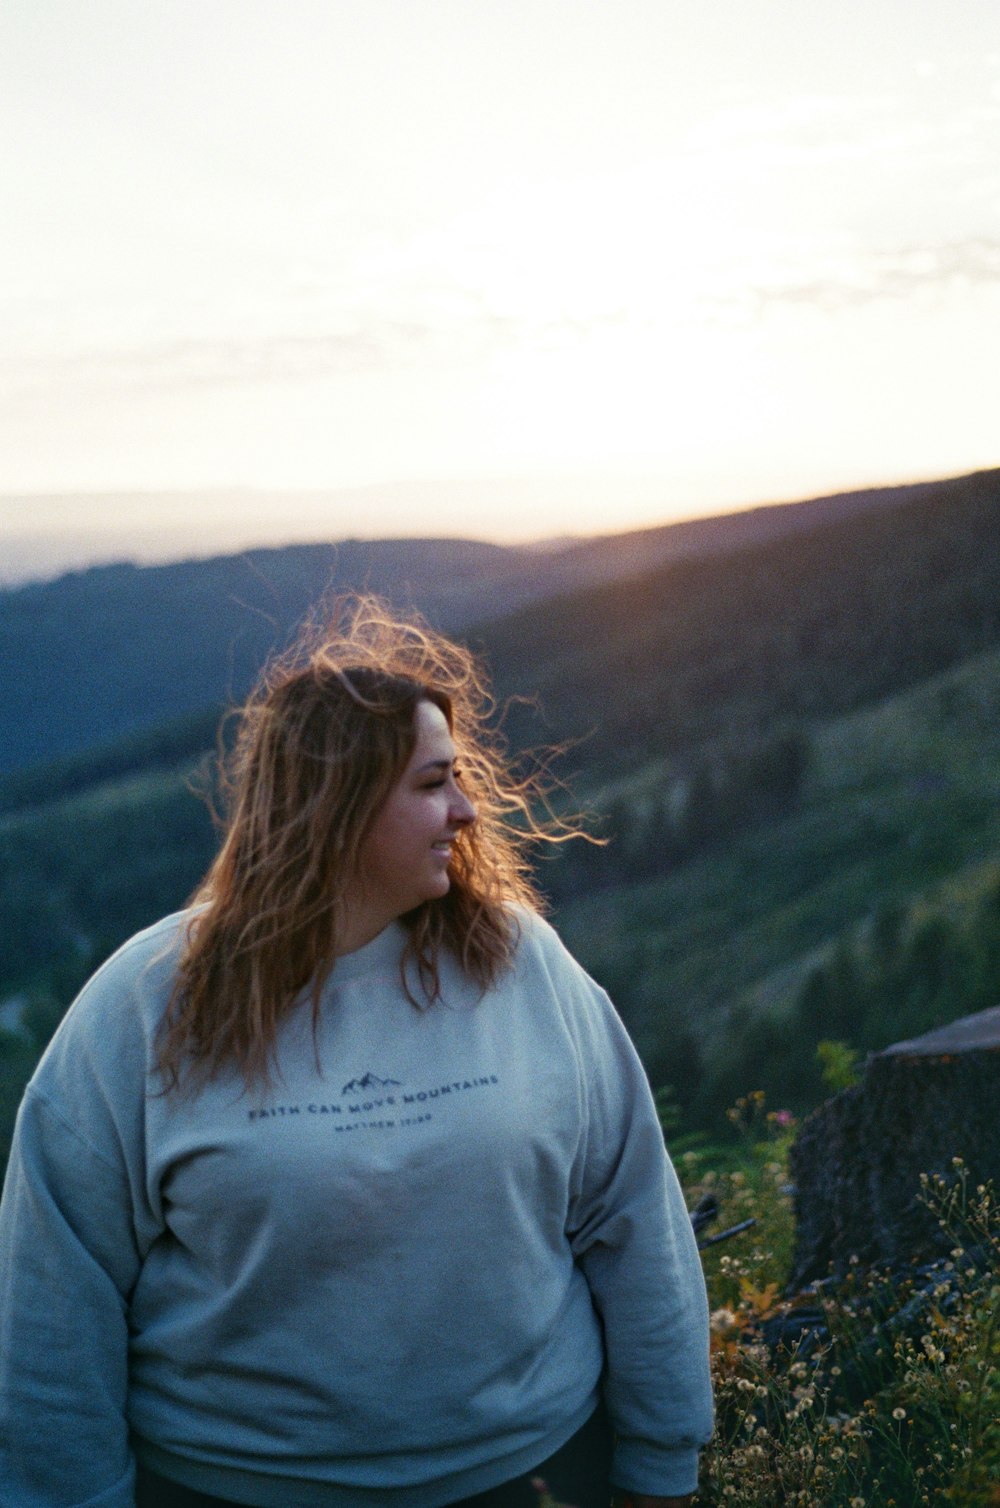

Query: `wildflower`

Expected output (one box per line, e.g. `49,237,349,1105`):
892,1407,906,1421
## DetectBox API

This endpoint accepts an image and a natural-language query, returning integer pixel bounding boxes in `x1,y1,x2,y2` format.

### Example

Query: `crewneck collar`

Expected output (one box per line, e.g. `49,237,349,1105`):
330,920,407,983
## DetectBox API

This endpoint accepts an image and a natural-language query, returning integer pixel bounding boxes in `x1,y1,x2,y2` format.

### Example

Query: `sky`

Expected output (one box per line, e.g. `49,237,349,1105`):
2,0,999,579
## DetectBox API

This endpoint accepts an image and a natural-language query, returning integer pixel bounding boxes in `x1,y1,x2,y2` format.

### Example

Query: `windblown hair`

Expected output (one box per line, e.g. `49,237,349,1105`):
159,594,574,1090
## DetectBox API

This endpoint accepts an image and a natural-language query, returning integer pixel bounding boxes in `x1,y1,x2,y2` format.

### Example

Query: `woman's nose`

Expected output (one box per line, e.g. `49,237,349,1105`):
451,786,476,826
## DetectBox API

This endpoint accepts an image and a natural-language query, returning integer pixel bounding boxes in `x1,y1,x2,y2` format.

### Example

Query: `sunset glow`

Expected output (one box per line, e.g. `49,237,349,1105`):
2,0,999,576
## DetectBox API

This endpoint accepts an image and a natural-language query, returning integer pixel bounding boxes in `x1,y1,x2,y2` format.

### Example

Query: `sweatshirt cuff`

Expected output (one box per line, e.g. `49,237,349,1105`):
611,1440,702,1498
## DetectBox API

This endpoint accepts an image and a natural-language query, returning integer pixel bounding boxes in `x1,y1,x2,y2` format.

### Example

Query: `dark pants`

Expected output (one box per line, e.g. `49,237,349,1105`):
136,1403,614,1508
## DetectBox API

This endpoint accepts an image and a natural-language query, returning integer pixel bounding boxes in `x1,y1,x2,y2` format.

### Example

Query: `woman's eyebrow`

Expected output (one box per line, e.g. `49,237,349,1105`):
415,756,454,774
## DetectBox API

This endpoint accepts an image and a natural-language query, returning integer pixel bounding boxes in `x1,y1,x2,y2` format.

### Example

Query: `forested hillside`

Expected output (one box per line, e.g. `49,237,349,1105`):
2,468,999,1170
1,470,979,775
551,645,1000,1121
474,467,1000,769
0,538,533,772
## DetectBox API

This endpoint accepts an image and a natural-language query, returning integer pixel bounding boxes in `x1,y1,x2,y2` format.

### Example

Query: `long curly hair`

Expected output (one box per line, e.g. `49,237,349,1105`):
158,594,575,1089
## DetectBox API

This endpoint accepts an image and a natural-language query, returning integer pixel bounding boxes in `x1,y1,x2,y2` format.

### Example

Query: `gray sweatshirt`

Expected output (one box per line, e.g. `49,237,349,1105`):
0,908,712,1507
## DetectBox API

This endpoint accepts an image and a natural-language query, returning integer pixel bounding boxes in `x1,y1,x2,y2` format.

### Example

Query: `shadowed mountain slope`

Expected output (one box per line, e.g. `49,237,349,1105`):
474,468,1000,770
0,538,530,772
4,469,990,775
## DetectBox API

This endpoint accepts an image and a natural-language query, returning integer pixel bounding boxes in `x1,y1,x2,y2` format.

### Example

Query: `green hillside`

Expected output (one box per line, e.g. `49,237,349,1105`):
0,704,225,818
553,645,1000,1121
0,759,216,1166
0,762,215,1001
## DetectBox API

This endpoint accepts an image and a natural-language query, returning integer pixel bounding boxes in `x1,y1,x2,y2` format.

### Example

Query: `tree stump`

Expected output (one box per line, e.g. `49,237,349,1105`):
788,1006,1000,1290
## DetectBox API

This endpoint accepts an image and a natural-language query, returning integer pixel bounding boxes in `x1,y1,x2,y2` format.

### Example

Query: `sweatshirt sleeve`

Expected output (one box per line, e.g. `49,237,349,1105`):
0,1086,142,1508
563,970,713,1498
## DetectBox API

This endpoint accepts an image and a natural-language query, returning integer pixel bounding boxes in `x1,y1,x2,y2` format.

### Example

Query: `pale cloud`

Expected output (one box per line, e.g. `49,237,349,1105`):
715,237,1000,319
4,229,999,400
685,91,901,148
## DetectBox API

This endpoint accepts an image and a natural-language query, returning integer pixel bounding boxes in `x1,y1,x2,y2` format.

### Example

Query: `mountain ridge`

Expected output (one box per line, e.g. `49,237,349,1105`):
3,468,994,776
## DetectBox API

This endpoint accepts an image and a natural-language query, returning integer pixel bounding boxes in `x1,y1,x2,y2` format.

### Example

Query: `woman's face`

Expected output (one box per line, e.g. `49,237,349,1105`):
344,699,476,945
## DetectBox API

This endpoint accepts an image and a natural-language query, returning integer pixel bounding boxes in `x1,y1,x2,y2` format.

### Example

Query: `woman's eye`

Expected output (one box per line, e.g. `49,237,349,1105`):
422,766,461,791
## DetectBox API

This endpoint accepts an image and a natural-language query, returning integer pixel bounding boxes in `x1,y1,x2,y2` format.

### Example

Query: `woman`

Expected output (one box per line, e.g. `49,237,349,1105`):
0,597,712,1508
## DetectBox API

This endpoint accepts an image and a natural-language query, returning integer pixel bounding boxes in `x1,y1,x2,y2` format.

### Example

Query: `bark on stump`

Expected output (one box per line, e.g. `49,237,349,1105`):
788,1006,1000,1291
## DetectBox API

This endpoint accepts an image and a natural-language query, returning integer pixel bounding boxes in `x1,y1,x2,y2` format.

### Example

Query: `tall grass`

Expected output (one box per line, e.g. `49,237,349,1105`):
689,1110,1000,1505
533,1099,1000,1507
